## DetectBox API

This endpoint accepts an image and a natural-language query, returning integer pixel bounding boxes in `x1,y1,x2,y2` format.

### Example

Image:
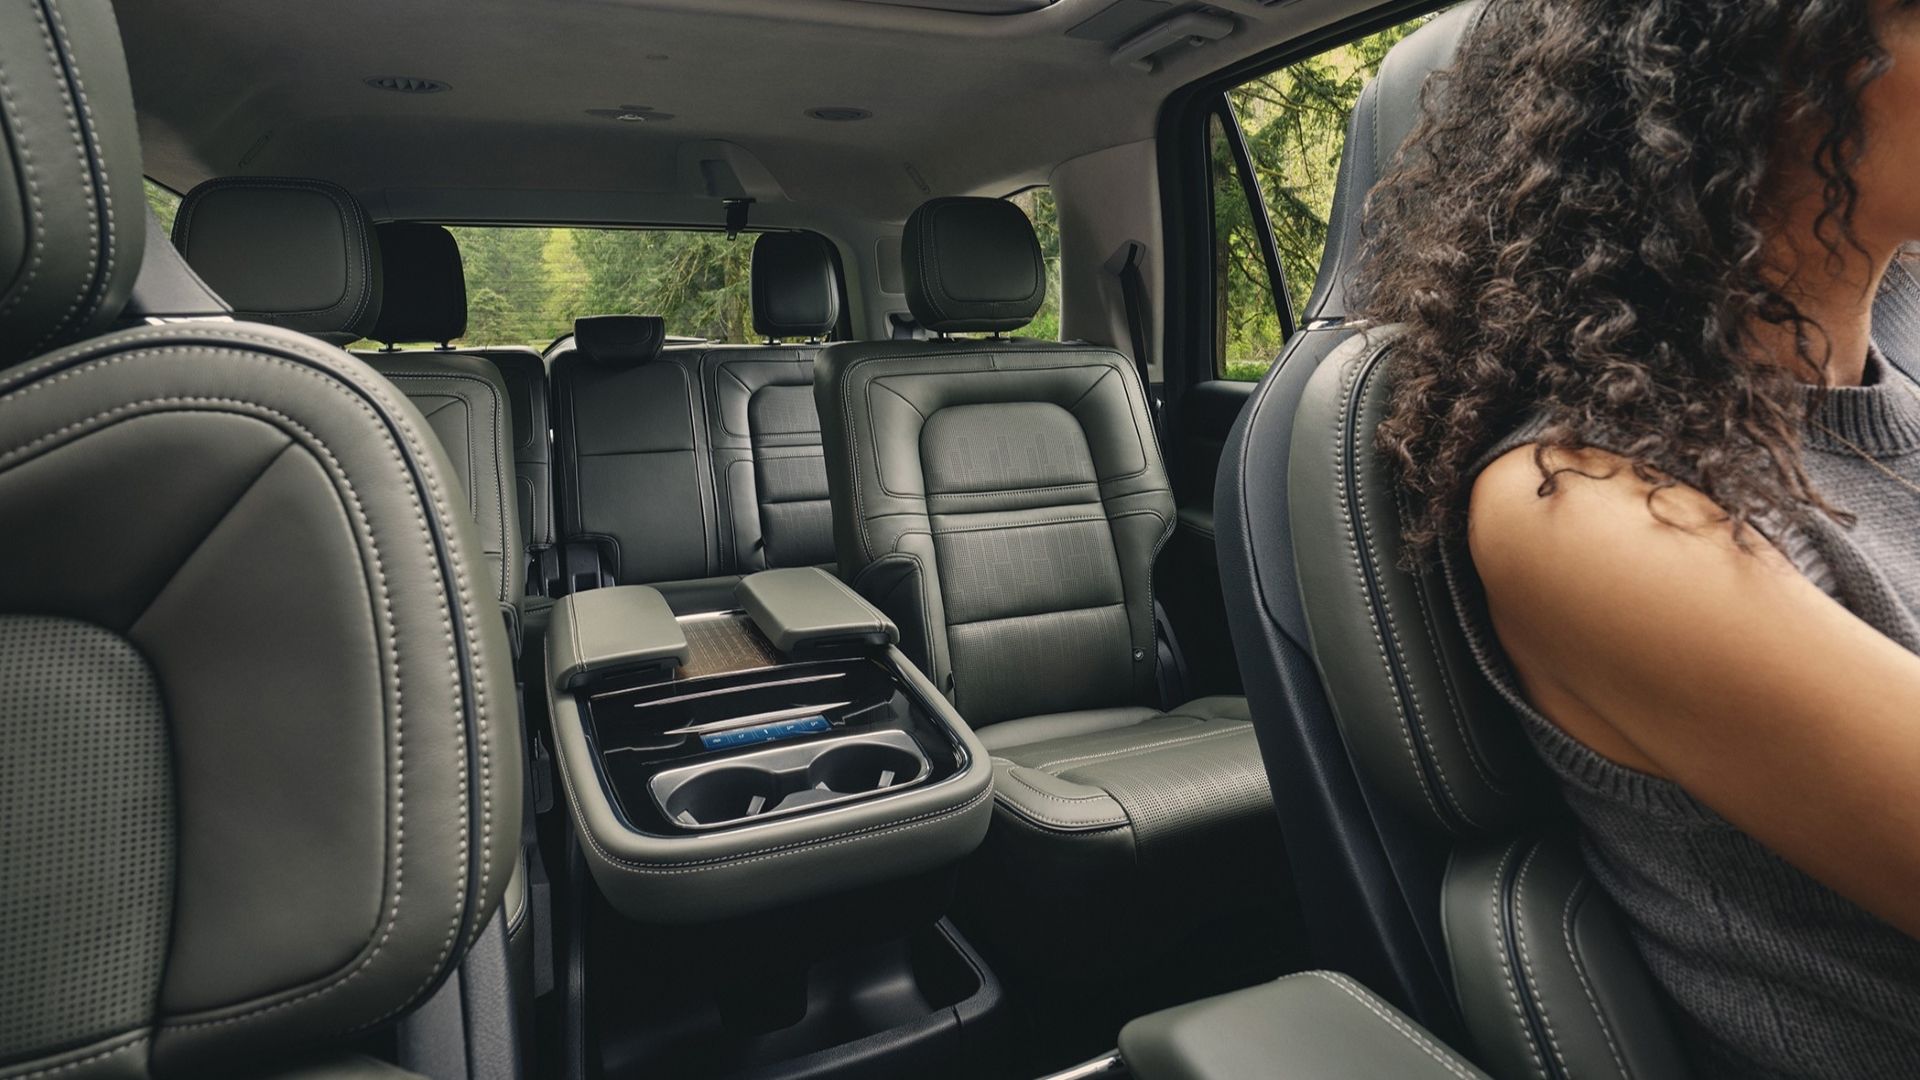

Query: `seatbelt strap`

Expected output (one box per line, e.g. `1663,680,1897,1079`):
1107,242,1161,433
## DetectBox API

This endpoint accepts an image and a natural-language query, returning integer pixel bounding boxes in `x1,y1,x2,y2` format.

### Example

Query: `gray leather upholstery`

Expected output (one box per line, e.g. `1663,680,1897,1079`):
0,12,519,1075
551,317,723,592
546,584,688,687
737,566,898,656
173,176,382,345
358,351,524,607
751,231,839,340
367,221,553,566
1119,971,1491,1080
174,186,525,607
816,197,1279,980
0,0,145,363
1218,5,1689,1076
902,197,1045,333
552,234,846,603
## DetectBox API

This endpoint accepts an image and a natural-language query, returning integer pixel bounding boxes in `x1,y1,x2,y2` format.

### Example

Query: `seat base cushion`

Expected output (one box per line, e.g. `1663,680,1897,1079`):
959,697,1287,979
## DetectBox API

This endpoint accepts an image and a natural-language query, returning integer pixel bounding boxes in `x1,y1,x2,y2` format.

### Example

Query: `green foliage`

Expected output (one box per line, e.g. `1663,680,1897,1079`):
1008,187,1061,341
449,226,758,348
1215,18,1426,380
143,179,180,236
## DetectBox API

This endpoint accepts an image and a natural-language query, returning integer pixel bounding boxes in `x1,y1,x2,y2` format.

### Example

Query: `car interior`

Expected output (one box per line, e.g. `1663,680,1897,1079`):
11,0,1901,1077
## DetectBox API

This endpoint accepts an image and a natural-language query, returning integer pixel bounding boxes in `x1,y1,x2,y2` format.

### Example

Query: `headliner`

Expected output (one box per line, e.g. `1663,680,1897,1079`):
118,0,1381,226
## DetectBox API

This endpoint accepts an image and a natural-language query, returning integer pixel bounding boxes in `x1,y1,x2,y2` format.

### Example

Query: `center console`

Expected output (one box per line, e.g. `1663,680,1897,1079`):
547,568,994,924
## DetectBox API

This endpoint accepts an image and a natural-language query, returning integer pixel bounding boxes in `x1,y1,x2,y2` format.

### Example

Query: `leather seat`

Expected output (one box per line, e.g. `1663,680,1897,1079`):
1217,6,1691,1076
694,232,841,573
548,232,846,611
814,198,1285,986
173,180,525,626
0,2,520,1075
369,222,554,598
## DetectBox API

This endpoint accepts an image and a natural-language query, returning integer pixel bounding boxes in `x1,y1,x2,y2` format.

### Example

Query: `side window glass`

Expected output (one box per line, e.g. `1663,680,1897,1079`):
143,179,181,234
1210,113,1284,381
1007,186,1062,339
1215,16,1429,381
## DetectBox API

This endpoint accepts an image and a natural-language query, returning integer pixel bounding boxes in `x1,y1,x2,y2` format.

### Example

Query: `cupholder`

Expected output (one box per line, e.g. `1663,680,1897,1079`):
808,741,926,795
658,766,785,826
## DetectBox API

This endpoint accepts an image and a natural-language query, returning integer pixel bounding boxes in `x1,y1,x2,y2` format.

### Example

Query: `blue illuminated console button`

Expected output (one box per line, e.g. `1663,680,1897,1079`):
699,715,831,751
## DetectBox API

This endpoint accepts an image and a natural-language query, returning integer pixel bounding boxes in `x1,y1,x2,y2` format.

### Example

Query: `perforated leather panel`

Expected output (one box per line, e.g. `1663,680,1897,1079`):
0,617,171,1062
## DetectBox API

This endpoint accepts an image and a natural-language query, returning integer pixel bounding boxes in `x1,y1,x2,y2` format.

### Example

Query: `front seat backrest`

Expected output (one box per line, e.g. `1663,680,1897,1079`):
1219,4,1689,1077
0,4,520,1075
176,181,525,611
816,196,1171,724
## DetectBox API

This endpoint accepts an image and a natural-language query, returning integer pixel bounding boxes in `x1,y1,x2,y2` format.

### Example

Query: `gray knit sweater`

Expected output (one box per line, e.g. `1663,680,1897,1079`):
1453,352,1920,1078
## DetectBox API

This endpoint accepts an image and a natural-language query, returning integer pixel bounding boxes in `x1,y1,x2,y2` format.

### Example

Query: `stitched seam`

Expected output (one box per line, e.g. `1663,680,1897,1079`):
1032,724,1243,771
996,762,1115,802
991,791,1130,830
0,21,47,322
1563,880,1633,1078
177,179,374,324
0,1032,146,1080
11,393,415,1028
43,0,118,345
1515,846,1572,1076
375,371,514,604
1407,550,1508,795
1302,973,1477,1080
1334,355,1447,826
928,481,1102,500
3,331,484,1035
18,0,97,349
1490,840,1551,1080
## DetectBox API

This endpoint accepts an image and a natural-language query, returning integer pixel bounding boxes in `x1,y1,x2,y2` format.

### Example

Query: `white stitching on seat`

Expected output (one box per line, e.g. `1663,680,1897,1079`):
1298,972,1478,1080
1563,878,1633,1078
0,1032,146,1080
1514,845,1571,1076
17,0,98,350
1488,840,1551,1080
1030,723,1245,772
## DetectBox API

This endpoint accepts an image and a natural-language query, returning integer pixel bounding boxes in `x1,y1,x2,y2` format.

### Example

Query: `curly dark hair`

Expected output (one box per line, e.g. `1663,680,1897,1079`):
1357,0,1914,559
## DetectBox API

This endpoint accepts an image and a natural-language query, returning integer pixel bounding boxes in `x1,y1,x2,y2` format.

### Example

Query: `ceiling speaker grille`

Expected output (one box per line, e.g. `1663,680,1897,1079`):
364,75,451,94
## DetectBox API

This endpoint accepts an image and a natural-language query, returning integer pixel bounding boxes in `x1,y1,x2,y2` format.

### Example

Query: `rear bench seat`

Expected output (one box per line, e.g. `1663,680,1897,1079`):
549,232,844,611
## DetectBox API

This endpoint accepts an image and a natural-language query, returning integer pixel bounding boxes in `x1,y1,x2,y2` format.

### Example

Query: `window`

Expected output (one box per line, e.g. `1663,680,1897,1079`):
1006,186,1062,340
450,226,757,349
1212,16,1430,381
144,179,180,235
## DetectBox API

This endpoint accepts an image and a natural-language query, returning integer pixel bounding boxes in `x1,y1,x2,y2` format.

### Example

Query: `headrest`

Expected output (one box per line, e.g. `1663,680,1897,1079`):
0,0,147,365
752,233,840,340
371,223,467,346
1302,1,1488,324
903,197,1045,333
573,314,666,368
173,177,383,345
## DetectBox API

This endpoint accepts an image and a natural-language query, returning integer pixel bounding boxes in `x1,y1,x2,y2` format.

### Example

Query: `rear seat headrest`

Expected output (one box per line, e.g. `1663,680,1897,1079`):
172,176,382,345
371,223,467,346
751,233,839,340
574,315,667,368
0,0,147,364
903,197,1045,334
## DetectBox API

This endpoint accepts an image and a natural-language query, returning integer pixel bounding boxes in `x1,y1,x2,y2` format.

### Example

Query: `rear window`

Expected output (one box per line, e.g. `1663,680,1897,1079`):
447,226,770,348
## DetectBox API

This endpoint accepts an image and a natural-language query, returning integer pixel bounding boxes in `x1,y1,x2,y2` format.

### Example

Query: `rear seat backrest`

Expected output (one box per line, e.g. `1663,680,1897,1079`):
173,180,523,607
696,232,843,571
550,315,720,588
369,222,554,575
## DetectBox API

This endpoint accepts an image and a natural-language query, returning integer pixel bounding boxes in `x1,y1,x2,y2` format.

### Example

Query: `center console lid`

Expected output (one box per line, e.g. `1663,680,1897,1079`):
1116,971,1490,1080
547,573,993,923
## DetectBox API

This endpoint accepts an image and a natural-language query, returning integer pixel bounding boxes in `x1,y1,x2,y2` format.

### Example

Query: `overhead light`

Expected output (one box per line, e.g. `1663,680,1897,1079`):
586,105,675,123
805,106,872,122
364,75,450,94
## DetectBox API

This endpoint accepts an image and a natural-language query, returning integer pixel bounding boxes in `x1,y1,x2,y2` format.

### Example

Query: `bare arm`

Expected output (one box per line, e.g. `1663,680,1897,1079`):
1470,444,1920,939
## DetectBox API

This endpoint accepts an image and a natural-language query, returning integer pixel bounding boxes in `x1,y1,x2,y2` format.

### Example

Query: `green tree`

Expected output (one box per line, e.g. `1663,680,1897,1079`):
1008,187,1061,340
143,179,180,235
1216,17,1426,379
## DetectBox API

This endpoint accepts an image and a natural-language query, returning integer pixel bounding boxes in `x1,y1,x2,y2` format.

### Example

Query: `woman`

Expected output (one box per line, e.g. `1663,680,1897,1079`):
1356,0,1920,1075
